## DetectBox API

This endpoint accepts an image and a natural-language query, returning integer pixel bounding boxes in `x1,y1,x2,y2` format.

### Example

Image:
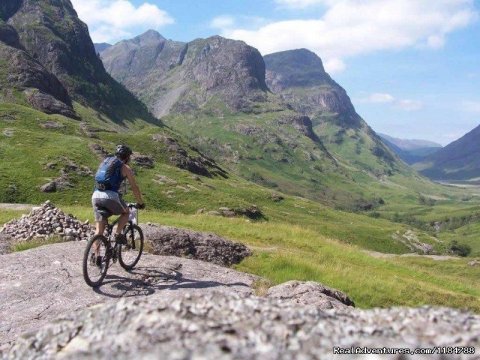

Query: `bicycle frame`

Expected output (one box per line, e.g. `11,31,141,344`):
104,204,139,242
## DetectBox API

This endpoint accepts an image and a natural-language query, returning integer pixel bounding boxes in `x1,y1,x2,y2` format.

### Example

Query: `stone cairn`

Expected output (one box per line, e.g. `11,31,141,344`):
0,201,94,242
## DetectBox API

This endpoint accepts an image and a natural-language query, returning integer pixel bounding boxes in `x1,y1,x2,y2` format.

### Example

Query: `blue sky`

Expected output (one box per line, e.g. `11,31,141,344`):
71,0,480,145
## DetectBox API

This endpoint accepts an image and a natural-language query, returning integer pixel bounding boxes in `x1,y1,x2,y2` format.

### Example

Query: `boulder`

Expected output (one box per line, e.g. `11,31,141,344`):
132,154,154,168
40,181,57,193
141,224,251,266
267,280,355,310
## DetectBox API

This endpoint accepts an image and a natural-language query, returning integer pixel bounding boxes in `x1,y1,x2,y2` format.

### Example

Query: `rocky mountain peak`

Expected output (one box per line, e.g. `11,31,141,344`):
132,29,166,45
101,33,268,117
264,48,331,92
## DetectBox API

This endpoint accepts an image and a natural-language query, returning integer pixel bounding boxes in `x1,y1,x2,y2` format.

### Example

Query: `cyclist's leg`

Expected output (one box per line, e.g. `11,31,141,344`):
114,198,129,243
92,199,111,255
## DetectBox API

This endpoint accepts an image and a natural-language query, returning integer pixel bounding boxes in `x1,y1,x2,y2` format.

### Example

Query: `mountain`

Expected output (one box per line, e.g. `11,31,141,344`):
264,49,405,177
379,133,442,164
413,124,480,180
0,0,231,206
0,0,154,123
101,31,268,117
100,36,443,208
94,42,111,54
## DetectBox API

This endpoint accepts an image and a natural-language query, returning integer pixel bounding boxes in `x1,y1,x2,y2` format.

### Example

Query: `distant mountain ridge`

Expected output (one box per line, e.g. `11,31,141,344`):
414,123,480,180
379,134,442,165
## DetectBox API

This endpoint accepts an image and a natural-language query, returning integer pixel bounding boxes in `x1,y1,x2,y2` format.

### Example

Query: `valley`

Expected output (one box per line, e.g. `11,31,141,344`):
0,2,479,356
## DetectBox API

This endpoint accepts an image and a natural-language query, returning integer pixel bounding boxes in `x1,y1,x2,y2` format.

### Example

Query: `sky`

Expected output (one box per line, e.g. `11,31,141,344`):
70,0,480,146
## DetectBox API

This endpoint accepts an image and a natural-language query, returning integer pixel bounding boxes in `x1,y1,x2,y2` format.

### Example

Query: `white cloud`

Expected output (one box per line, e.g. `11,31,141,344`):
358,93,423,111
210,16,236,29
395,99,424,111
276,0,329,8
71,0,174,43
218,0,478,74
462,101,480,113
366,93,395,103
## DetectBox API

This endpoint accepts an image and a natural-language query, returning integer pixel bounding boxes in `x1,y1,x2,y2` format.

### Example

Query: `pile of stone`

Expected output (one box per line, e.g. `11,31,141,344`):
141,224,251,266
0,201,93,242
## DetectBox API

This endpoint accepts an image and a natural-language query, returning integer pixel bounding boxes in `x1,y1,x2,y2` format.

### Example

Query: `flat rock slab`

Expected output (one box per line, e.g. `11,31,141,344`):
0,242,257,350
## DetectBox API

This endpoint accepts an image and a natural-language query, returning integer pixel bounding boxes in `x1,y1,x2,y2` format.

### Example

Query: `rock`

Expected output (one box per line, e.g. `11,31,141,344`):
141,224,252,266
89,143,110,159
276,114,321,142
6,290,480,359
132,154,154,168
267,280,355,310
271,193,284,202
0,201,94,243
152,134,228,178
40,181,57,193
0,241,258,349
2,129,14,137
468,260,480,267
0,233,12,255
39,120,65,129
24,89,77,119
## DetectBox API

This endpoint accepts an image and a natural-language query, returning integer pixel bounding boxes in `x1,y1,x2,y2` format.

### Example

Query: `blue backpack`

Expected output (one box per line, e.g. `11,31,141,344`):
95,157,123,192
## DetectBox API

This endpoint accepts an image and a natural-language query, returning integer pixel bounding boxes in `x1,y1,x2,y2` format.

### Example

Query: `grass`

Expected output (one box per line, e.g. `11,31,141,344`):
3,205,475,311
1,101,480,312
11,236,65,252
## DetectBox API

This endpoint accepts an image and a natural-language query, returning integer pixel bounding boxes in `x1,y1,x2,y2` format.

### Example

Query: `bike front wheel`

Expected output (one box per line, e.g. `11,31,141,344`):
119,224,144,270
83,235,110,287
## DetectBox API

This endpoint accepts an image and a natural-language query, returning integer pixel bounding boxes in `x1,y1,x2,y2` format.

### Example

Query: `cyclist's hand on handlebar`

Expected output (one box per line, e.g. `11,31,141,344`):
137,203,145,210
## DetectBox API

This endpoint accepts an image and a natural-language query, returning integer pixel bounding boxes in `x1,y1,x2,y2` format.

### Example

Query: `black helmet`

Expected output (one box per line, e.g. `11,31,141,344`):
115,144,132,159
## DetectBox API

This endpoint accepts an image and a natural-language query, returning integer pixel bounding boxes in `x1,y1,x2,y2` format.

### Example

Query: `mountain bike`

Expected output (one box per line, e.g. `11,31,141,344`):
83,203,144,287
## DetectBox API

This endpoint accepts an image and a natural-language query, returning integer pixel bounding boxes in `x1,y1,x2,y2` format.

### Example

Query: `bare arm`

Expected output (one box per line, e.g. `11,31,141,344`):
122,164,144,205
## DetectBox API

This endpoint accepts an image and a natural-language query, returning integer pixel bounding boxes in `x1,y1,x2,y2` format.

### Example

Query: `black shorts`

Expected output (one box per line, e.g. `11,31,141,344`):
92,197,127,222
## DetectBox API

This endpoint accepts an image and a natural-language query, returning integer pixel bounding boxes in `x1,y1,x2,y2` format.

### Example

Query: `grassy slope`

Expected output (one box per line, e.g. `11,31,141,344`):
1,101,443,254
1,102,479,311
2,207,478,311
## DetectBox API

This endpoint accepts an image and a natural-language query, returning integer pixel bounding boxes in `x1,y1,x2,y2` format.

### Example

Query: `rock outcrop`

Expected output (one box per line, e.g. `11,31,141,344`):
0,0,156,123
141,224,251,266
0,237,479,359
152,133,228,178
267,280,355,309
6,291,480,359
0,241,258,349
0,23,75,117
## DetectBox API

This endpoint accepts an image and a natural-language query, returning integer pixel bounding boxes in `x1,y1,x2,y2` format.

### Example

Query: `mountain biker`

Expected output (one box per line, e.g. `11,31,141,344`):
92,145,145,244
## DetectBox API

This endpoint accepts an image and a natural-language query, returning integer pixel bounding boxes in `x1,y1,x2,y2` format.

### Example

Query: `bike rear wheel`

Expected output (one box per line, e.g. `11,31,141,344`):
119,224,144,270
83,235,110,287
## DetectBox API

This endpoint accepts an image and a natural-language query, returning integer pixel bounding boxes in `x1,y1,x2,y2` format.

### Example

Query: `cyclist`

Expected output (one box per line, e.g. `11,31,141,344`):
92,145,145,244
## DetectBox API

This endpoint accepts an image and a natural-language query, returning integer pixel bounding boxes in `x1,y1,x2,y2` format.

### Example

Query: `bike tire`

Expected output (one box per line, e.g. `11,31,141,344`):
83,234,110,287
119,224,144,270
